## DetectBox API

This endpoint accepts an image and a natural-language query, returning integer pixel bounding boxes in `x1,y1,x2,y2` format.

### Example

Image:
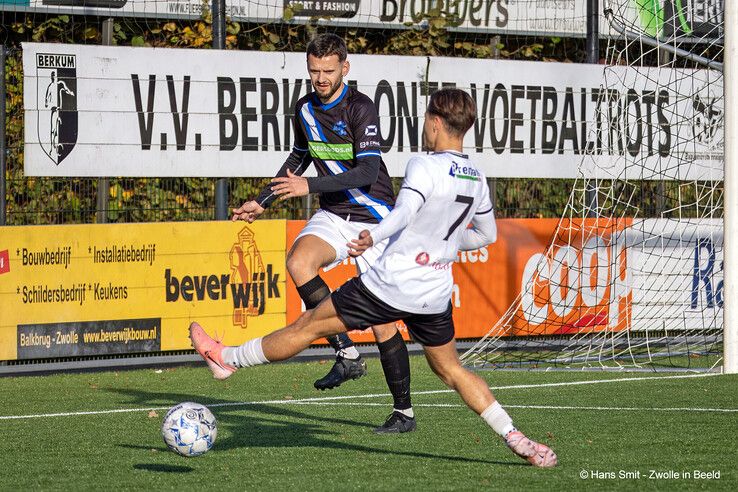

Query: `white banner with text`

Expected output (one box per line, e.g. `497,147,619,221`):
23,42,723,179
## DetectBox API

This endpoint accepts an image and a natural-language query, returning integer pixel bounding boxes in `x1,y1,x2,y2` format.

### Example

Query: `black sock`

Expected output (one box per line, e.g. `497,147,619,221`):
295,275,356,354
377,331,411,411
295,275,330,309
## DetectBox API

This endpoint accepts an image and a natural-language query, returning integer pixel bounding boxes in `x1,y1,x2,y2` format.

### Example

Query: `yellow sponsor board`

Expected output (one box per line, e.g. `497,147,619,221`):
0,221,286,361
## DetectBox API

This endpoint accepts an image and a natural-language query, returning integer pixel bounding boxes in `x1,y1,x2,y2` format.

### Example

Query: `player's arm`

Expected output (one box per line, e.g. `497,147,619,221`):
348,157,430,256
304,96,382,194
459,209,497,250
459,181,497,250
304,157,380,193
232,110,311,221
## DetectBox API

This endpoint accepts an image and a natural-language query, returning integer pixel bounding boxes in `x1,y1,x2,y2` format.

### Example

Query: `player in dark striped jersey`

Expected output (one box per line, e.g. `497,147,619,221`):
231,34,415,433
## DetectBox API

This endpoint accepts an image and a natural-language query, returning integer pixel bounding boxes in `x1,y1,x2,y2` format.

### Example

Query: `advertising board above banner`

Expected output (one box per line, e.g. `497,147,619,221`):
2,1,725,42
1,0,605,37
23,42,723,180
0,1,723,42
627,0,723,42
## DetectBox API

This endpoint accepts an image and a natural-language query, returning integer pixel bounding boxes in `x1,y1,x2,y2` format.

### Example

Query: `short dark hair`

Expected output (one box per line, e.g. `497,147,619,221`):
427,88,476,137
306,33,348,62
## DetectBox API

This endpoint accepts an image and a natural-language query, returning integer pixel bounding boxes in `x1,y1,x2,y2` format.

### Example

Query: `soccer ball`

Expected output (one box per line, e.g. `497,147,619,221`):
161,402,217,457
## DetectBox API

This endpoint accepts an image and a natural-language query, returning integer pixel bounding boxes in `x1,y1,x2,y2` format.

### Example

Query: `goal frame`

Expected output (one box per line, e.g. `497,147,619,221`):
724,1,737,374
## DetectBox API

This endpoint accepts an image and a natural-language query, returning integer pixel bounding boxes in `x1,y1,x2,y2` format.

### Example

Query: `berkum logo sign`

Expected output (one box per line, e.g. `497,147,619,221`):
35,53,78,165
164,227,280,328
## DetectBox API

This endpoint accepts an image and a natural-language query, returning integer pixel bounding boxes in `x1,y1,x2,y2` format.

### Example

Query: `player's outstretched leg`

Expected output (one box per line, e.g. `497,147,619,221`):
423,341,557,468
189,322,237,380
191,299,351,380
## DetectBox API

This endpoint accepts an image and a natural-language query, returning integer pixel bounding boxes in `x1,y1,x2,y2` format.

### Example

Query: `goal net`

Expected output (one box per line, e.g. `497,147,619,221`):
461,0,726,372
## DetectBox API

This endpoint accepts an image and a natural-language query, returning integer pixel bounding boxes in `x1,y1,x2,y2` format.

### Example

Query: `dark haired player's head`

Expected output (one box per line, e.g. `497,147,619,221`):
427,89,476,137
423,89,476,151
305,33,350,104
306,33,348,62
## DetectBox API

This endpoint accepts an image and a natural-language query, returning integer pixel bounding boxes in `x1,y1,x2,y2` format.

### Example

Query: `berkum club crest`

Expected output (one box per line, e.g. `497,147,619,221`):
36,53,78,165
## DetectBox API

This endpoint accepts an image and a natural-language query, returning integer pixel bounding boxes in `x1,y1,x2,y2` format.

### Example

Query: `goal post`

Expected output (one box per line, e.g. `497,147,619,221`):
724,0,737,374
462,0,729,372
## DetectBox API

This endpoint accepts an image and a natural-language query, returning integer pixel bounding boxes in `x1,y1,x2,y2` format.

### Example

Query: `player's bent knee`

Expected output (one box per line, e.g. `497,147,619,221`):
428,363,454,388
371,322,398,342
286,254,312,279
427,357,465,389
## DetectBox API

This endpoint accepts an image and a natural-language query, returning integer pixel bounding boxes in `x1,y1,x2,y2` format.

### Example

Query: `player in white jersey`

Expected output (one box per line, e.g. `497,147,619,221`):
190,89,557,467
360,150,490,316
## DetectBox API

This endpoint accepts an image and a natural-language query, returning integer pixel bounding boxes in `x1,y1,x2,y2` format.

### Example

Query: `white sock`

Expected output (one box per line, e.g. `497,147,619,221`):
222,337,269,368
395,407,414,418
480,401,516,437
337,346,360,360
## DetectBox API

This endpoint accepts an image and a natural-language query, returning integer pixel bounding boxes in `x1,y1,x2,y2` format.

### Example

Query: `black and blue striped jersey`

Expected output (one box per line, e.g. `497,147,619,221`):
257,84,395,224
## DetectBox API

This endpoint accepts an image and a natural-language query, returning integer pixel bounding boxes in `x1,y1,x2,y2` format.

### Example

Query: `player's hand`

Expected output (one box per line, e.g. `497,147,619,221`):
231,200,264,223
270,169,309,200
348,230,374,257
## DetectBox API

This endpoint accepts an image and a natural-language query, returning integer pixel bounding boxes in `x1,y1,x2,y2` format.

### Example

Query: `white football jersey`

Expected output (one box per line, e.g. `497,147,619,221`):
361,150,495,313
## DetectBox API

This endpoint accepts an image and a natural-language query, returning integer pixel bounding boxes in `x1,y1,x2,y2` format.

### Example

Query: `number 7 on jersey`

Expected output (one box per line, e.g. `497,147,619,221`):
444,195,474,240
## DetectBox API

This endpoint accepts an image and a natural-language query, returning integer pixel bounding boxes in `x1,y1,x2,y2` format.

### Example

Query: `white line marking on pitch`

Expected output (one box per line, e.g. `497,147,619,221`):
0,372,727,421
285,402,738,413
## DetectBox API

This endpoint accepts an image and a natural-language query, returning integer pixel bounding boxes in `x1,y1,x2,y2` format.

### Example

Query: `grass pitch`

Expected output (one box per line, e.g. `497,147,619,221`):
0,356,735,491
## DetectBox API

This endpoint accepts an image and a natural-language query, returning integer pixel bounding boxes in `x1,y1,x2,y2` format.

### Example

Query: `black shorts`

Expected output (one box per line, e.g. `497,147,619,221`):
331,277,455,347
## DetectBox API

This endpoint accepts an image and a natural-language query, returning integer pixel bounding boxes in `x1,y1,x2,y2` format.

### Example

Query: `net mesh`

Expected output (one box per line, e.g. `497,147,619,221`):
461,0,726,372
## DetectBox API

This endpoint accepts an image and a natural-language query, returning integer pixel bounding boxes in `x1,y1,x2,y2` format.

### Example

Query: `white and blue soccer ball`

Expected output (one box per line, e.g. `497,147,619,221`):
161,402,218,457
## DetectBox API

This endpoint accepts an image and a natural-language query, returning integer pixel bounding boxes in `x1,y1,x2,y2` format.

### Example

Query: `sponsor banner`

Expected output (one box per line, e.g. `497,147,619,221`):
628,219,723,331
1,0,606,37
23,43,723,180
1,1,723,42
512,218,633,336
0,221,286,361
1,218,719,359
286,217,721,342
285,219,599,341
17,318,161,358
627,0,724,42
